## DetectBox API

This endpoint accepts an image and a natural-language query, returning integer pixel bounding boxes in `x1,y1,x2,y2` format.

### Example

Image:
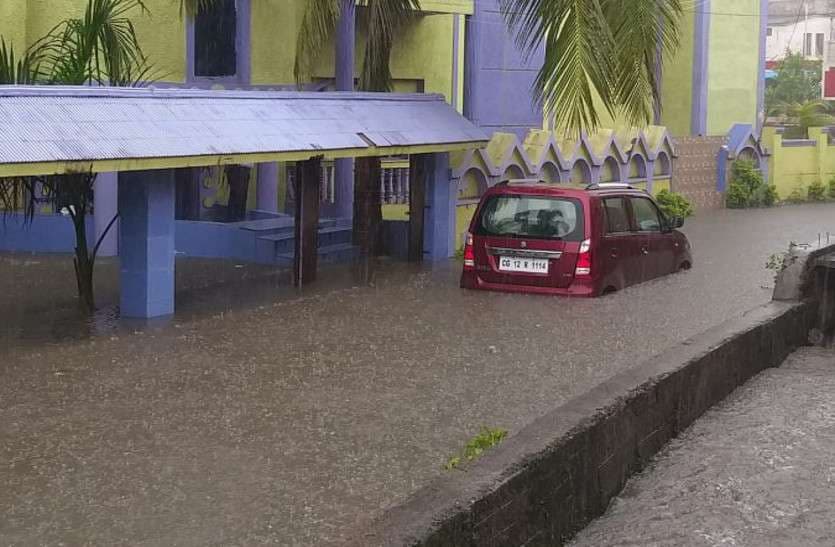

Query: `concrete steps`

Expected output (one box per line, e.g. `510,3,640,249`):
254,223,356,265
274,242,359,266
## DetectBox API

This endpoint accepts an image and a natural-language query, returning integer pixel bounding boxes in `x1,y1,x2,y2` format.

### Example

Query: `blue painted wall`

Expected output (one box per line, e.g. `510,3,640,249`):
0,213,95,253
464,0,544,138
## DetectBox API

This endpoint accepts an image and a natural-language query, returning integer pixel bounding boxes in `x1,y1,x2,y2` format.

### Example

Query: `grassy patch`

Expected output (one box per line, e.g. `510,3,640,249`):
444,427,508,470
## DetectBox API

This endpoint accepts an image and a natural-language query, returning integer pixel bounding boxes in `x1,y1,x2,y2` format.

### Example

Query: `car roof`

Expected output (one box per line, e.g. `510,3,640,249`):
484,182,651,200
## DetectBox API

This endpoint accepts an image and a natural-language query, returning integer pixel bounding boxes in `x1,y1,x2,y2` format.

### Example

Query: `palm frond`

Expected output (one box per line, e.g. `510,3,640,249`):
501,0,616,135
607,0,682,126
0,177,38,224
0,37,53,84
500,0,681,136
41,0,153,86
359,0,420,92
294,0,342,88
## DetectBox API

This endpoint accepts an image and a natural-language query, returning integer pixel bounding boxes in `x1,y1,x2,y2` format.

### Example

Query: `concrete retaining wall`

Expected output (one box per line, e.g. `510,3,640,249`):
349,301,815,546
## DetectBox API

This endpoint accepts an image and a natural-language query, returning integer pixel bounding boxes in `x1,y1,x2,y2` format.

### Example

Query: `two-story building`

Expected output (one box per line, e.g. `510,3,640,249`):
0,0,767,265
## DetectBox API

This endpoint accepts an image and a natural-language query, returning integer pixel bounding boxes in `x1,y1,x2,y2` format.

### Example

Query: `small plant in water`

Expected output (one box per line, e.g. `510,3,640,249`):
808,179,826,201
655,189,694,219
766,244,799,281
786,185,806,204
445,427,508,470
765,252,787,273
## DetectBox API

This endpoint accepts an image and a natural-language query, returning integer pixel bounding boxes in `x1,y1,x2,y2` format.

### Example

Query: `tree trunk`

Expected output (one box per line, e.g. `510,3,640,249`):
72,214,95,312
354,157,383,256
226,165,251,222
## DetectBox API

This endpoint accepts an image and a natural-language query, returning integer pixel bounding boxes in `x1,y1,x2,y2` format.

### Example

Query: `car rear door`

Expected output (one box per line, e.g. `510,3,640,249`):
600,196,639,288
471,193,583,288
629,195,675,279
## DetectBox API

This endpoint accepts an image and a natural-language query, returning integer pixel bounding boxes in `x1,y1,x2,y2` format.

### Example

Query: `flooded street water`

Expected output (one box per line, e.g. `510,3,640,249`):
571,347,835,547
3,203,835,545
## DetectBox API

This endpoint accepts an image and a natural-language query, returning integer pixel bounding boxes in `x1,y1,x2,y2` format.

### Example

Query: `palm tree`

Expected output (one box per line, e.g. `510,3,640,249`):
499,0,683,136
768,100,834,139
0,0,153,312
294,0,420,92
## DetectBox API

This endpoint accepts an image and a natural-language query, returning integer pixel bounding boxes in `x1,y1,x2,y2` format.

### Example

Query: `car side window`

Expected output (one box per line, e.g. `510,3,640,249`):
630,197,662,232
602,197,630,234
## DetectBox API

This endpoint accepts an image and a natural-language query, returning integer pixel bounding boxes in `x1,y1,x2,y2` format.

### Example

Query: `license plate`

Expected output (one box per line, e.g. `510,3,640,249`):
499,256,549,274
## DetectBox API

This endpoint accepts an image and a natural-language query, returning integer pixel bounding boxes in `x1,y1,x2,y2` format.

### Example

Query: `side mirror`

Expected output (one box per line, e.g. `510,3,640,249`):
670,216,684,229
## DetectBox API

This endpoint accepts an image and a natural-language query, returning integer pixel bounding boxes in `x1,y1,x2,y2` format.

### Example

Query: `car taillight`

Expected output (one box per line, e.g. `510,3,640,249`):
463,233,475,270
575,239,592,278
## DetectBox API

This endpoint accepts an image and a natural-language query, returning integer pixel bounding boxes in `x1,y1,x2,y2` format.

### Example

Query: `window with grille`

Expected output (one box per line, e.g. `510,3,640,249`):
817,33,825,57
194,0,237,77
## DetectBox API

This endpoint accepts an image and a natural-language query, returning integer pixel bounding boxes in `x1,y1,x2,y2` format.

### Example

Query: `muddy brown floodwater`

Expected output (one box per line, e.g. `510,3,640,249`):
571,347,835,547
3,203,835,545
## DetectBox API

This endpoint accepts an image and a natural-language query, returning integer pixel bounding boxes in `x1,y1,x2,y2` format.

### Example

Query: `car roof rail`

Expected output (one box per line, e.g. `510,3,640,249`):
498,178,544,185
585,182,636,191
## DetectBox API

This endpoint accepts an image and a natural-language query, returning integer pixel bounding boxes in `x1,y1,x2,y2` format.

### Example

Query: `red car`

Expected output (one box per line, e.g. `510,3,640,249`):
460,182,692,297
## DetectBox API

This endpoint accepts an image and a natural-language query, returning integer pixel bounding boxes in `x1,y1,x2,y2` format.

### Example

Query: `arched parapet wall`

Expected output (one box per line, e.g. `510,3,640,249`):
523,129,571,173
654,151,672,178
717,124,771,193
451,126,676,191
540,162,563,184
628,153,648,182
485,132,537,180
458,167,489,199
570,158,593,185
599,156,623,183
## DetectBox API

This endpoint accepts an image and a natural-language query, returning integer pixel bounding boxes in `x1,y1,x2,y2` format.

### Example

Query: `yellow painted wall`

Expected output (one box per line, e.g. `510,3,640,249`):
764,130,835,199
5,0,461,98
706,0,761,136
0,0,27,52
652,178,671,195
455,203,478,251
250,1,305,86
660,9,695,137
12,0,186,83
252,1,459,103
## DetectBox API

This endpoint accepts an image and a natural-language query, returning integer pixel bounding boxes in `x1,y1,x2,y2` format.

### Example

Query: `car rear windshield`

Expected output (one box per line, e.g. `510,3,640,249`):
476,195,584,241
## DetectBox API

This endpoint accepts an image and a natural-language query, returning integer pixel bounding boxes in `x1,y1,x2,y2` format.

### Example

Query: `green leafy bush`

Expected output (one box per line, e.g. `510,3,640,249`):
786,185,806,203
828,177,835,199
655,189,694,219
760,184,779,206
726,180,750,209
808,179,827,201
726,160,774,208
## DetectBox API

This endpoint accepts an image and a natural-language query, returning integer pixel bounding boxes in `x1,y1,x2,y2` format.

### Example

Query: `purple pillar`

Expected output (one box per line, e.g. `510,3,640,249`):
691,0,710,136
118,169,176,318
756,0,768,131
333,0,356,221
94,171,119,257
646,166,656,194
256,163,279,213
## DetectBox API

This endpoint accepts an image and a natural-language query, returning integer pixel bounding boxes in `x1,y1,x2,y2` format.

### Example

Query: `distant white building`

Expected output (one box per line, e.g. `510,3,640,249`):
767,0,835,60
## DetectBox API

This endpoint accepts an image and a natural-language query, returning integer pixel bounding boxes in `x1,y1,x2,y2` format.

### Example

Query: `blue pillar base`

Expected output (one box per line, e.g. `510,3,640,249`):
256,162,279,213
422,152,454,260
118,169,176,318
333,158,355,221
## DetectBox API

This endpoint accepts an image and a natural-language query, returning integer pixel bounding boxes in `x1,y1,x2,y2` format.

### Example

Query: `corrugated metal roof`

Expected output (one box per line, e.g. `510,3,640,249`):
0,86,489,176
